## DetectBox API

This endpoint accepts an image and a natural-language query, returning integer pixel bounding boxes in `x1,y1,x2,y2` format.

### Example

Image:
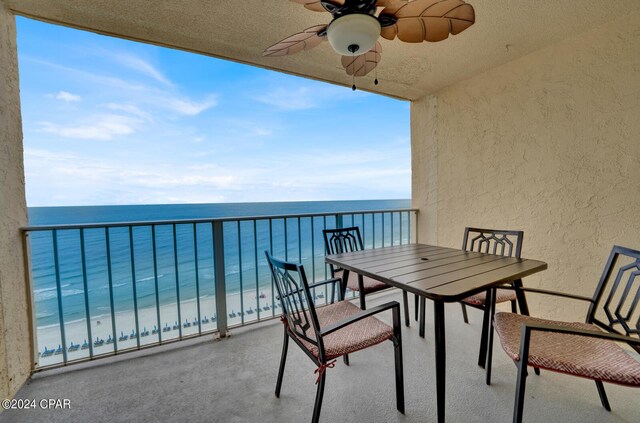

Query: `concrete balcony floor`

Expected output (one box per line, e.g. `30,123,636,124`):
1,290,637,423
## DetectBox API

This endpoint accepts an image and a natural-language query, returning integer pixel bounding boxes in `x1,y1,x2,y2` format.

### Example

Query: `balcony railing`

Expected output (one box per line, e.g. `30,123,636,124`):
22,208,418,369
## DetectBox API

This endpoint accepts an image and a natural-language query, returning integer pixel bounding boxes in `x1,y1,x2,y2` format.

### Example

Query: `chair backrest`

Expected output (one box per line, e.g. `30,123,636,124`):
462,227,524,258
587,245,640,351
265,252,323,349
323,226,364,255
323,227,364,274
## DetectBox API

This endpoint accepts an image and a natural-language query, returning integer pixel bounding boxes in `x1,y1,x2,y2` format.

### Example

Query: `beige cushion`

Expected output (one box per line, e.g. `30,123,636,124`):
463,288,516,306
494,312,640,387
335,269,388,293
296,301,393,360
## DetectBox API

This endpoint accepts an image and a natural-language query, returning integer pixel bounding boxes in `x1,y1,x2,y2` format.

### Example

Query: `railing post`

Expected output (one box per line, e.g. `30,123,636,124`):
336,214,343,229
22,231,38,370
213,221,228,338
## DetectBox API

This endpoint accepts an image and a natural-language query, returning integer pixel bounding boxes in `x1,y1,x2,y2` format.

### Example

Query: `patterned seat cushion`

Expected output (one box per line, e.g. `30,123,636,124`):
463,288,516,306
295,301,393,360
335,269,388,293
494,312,640,387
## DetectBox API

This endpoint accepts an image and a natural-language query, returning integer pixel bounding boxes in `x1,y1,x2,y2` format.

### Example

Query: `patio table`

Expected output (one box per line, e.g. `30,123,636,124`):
326,243,547,423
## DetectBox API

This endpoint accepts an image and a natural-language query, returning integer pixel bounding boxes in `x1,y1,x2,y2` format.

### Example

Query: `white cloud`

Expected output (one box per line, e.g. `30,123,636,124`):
23,56,146,92
47,91,81,102
256,86,317,110
38,114,138,140
254,77,369,111
23,56,217,118
253,128,272,137
113,53,173,87
160,95,218,115
104,103,153,121
23,142,410,206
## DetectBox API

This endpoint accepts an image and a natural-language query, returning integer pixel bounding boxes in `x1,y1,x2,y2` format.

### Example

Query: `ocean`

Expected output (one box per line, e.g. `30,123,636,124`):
28,199,412,336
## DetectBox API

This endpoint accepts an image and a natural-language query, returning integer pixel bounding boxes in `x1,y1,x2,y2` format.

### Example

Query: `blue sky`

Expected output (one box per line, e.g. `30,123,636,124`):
16,17,410,207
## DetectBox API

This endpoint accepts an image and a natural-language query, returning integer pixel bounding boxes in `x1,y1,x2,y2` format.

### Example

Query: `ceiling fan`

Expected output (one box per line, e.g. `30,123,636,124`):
263,0,475,87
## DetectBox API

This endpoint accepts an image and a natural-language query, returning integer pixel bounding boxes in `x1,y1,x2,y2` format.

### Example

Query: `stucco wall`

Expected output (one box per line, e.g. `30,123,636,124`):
0,4,31,399
411,10,640,320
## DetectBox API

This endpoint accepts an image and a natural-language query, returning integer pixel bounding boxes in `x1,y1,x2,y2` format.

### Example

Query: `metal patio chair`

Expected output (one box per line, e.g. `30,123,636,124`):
418,227,533,372
265,252,404,423
323,227,412,327
491,245,640,422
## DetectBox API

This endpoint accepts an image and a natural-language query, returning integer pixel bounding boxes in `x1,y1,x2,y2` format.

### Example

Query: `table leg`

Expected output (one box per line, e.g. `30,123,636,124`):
485,288,496,385
513,279,530,315
419,297,426,338
478,289,491,368
341,270,349,301
434,300,446,423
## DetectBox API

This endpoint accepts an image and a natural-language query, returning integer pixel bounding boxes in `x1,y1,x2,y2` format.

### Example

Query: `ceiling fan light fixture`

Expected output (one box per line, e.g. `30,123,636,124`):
327,14,381,56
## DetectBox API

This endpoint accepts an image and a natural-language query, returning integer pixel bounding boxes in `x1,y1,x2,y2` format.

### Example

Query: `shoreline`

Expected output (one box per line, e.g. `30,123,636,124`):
36,285,334,366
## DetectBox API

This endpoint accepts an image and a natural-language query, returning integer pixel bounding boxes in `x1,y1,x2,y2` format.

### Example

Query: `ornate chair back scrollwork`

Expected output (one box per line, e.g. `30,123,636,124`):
491,245,640,422
323,227,412,326
463,227,523,258
268,254,324,354
447,227,530,374
265,251,405,423
587,245,640,350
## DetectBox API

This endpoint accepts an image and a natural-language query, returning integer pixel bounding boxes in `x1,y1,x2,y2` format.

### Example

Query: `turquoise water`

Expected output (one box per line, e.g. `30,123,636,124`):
28,200,411,329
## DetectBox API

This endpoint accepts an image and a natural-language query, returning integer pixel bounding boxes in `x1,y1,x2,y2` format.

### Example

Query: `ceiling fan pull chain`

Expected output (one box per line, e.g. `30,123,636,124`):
351,51,356,91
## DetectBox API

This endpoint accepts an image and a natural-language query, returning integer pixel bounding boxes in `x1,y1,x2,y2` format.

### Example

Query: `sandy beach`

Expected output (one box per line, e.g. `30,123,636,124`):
36,284,338,367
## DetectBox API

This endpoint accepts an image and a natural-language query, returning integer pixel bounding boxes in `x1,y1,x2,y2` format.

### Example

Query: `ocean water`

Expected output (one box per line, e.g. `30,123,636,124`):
28,200,412,330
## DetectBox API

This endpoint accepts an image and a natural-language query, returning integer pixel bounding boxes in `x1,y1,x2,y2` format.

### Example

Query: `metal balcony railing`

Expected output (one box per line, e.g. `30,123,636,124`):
21,208,418,369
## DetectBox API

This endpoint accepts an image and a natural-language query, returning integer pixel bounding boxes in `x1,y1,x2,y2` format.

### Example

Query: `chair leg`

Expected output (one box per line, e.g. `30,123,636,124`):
312,367,327,423
414,294,419,321
275,329,289,398
513,324,532,423
510,299,517,313
343,354,349,366
402,290,410,327
392,305,405,414
595,381,611,411
512,280,540,375
513,362,529,423
461,303,469,324
358,274,366,310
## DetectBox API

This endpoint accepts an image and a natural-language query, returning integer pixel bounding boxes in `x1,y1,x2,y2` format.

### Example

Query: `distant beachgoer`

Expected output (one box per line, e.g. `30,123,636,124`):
97,320,101,325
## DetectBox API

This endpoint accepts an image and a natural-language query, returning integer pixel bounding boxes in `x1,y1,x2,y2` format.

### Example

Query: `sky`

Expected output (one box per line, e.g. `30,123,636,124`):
16,17,410,207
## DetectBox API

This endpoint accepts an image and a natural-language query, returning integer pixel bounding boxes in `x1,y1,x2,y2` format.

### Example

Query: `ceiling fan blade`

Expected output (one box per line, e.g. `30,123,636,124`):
290,0,345,13
263,25,328,57
379,0,475,42
341,42,382,77
376,0,401,6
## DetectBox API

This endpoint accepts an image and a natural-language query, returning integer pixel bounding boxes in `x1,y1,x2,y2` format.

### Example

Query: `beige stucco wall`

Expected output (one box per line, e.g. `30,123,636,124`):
0,4,31,399
411,10,640,320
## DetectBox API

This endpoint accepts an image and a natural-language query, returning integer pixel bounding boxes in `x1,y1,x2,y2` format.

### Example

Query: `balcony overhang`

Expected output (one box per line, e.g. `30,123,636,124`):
5,0,639,100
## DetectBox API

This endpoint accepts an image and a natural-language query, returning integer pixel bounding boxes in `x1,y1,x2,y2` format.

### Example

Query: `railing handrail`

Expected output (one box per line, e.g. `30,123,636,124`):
21,207,419,232
25,206,418,369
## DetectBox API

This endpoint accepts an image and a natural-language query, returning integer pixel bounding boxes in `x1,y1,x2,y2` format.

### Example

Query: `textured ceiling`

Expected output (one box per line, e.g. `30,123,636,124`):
5,0,639,100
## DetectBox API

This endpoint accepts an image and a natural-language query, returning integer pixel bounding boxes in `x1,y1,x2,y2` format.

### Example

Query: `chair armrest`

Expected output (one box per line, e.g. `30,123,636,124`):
309,277,343,302
521,321,640,347
320,301,399,337
502,286,593,303
308,277,342,291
